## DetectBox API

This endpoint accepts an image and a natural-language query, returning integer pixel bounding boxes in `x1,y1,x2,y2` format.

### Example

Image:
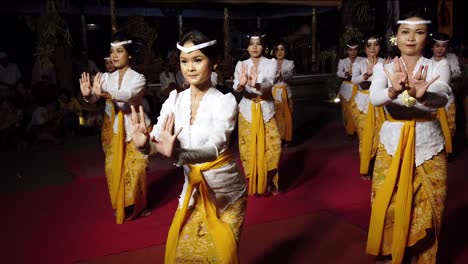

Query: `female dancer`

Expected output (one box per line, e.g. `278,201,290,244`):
272,40,295,146
79,32,151,224
430,32,459,154
233,32,281,196
131,29,246,263
337,38,365,136
367,11,451,263
351,34,385,178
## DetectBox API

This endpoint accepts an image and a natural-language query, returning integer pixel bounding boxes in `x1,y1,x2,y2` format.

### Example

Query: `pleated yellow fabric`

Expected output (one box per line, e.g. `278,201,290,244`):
247,100,267,195
272,84,293,142
110,111,125,224
165,152,238,264
367,120,416,264
437,107,452,154
341,82,358,135
359,90,386,175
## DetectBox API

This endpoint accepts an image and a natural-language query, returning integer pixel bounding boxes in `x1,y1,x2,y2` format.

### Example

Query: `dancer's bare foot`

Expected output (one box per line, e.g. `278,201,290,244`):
360,175,371,181
271,189,281,196
140,209,152,217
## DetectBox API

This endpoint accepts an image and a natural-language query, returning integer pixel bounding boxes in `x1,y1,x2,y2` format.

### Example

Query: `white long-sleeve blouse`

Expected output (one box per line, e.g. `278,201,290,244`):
369,57,452,166
149,87,246,212
101,67,150,142
272,58,295,101
233,57,277,122
351,57,384,113
337,57,365,101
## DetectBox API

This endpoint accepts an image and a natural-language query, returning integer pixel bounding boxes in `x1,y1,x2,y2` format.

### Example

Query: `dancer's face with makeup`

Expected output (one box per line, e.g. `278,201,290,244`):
179,42,212,88
109,43,130,69
432,41,448,58
275,45,286,60
346,47,358,59
248,37,263,58
365,39,380,57
396,17,428,56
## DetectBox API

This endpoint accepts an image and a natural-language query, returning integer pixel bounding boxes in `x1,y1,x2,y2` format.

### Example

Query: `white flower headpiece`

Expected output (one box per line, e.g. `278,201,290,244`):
390,35,397,46
110,40,133,47
176,40,217,53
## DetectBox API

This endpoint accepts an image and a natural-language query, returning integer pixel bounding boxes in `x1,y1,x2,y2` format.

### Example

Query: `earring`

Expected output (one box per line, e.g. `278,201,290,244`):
129,56,132,59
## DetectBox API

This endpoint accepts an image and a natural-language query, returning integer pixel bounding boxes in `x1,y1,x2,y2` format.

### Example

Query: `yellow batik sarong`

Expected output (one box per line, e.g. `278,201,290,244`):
340,82,358,136
437,102,456,154
272,84,293,142
104,110,148,224
166,152,245,264
367,120,447,264
238,101,281,195
356,90,386,175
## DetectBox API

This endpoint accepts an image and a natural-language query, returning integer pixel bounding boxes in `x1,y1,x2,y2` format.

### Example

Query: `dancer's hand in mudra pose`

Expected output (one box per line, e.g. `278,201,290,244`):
79,72,92,98
156,112,182,158
383,57,408,94
248,64,259,88
238,63,248,88
130,105,150,149
131,105,182,158
407,65,440,99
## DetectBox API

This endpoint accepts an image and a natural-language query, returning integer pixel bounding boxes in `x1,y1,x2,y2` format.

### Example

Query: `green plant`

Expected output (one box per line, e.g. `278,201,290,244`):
121,16,157,63
318,48,338,73
352,0,372,25
338,26,363,54
325,76,342,101
34,0,72,74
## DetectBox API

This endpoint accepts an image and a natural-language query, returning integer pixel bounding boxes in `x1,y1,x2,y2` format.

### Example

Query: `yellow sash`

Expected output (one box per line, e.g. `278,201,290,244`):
272,84,293,142
248,99,267,195
367,119,416,264
343,81,359,99
165,151,238,264
436,107,452,154
359,90,386,175
110,111,125,224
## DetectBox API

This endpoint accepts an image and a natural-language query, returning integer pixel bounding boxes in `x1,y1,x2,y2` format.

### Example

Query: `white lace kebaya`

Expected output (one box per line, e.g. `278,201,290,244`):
233,57,278,122
149,88,246,212
337,57,366,101
369,57,451,166
352,57,384,113
272,58,295,102
87,68,149,142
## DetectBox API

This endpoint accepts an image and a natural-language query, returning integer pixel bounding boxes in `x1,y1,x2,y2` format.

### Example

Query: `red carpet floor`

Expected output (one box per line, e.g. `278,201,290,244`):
2,122,468,263
79,212,375,264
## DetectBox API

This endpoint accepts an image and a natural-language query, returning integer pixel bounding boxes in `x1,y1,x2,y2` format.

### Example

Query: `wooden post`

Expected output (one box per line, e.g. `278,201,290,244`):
311,8,318,72
178,14,183,38
224,8,231,65
80,3,89,72
437,0,452,36
110,0,118,35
